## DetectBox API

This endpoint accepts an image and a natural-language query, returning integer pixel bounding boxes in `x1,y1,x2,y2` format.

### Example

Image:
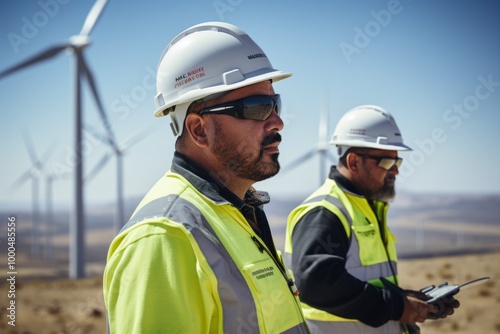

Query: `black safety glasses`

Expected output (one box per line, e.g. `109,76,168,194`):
198,94,281,121
355,153,403,171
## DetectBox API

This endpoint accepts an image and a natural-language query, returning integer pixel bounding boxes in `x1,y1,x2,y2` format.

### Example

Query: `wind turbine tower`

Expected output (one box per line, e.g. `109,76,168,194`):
0,0,116,278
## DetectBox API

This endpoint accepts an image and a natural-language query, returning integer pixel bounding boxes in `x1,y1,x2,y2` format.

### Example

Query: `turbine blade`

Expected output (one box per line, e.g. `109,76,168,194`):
84,123,114,146
79,0,109,37
38,141,58,167
0,44,68,79
79,53,118,150
280,149,316,175
21,130,57,174
21,130,40,168
121,124,160,151
319,92,329,143
85,153,112,183
10,170,33,191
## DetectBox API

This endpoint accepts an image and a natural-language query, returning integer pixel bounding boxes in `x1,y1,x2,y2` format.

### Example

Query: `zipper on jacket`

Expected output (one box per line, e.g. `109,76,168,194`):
251,236,300,296
252,235,266,253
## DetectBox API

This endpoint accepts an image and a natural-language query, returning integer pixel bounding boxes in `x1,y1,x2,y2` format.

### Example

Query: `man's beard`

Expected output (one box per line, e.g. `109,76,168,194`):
211,119,282,183
371,174,396,202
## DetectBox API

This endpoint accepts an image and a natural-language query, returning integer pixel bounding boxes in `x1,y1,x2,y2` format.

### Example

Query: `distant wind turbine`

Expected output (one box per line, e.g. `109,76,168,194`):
0,0,117,278
10,131,55,258
44,170,71,260
281,94,336,185
44,174,55,260
85,124,160,235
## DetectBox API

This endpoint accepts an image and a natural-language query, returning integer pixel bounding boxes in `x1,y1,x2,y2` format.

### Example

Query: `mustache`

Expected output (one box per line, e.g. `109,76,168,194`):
385,173,396,182
385,173,396,181
261,133,282,148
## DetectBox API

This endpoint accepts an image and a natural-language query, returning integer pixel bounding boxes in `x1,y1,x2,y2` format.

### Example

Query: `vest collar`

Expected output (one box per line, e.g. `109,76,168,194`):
328,166,364,197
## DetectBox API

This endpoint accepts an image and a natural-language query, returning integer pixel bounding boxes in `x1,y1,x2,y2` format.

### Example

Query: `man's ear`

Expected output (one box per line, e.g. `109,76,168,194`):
346,152,359,173
184,113,208,147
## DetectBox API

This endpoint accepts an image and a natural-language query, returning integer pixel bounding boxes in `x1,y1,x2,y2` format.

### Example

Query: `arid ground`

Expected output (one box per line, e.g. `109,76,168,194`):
0,250,498,334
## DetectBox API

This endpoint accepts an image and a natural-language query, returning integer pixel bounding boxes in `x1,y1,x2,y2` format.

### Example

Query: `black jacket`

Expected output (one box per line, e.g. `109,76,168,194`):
290,166,405,327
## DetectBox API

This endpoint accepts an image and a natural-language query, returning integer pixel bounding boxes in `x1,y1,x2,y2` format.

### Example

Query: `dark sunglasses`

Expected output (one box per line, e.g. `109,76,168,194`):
355,153,403,171
198,94,281,121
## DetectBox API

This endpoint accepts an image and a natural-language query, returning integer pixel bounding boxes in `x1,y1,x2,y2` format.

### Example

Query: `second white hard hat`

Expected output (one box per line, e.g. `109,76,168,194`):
330,105,412,157
154,22,292,136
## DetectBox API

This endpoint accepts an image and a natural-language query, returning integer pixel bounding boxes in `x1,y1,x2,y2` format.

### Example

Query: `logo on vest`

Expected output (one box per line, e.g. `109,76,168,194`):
251,266,275,280
356,229,376,237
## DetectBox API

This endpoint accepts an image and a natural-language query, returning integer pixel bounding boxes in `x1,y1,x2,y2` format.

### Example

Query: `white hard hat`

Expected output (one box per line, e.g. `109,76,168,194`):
330,105,412,157
154,22,292,136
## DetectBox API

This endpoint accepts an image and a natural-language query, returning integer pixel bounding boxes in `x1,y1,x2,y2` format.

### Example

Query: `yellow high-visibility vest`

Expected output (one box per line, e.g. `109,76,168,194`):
285,178,406,334
104,170,309,333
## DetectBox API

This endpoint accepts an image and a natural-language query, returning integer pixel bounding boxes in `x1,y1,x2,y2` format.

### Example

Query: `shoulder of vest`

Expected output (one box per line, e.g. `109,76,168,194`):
120,194,183,233
120,183,233,235
287,186,354,242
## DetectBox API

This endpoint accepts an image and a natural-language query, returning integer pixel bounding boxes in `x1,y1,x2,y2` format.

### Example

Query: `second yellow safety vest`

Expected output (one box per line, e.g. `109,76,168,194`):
285,178,405,334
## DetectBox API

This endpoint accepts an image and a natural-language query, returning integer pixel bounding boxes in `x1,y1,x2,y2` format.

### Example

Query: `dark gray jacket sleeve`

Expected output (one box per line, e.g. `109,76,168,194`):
291,207,405,327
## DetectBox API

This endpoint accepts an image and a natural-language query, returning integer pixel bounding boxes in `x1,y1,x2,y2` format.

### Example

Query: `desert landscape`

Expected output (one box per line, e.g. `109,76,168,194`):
398,252,499,334
1,192,499,333
0,251,498,334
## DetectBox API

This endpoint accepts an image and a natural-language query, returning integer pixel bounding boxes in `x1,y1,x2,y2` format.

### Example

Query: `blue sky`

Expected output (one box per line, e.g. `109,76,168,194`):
1,0,499,211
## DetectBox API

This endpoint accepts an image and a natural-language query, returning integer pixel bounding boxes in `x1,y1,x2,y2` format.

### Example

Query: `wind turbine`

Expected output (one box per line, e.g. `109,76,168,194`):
10,131,55,258
44,173,55,260
281,94,336,185
44,170,71,260
0,0,117,278
85,124,160,235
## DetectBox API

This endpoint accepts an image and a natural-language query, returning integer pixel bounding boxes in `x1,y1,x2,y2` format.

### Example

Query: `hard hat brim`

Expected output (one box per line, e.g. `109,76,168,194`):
331,140,413,151
154,69,292,118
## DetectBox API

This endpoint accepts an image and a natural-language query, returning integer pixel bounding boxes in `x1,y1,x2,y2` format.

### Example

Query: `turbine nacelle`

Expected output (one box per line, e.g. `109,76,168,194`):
69,35,91,50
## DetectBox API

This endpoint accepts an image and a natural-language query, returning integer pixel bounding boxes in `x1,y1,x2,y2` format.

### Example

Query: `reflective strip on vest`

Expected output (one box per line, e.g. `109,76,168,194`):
306,318,404,334
303,194,353,226
286,187,400,332
123,194,259,333
123,194,309,334
292,192,398,284
347,226,398,282
284,194,352,270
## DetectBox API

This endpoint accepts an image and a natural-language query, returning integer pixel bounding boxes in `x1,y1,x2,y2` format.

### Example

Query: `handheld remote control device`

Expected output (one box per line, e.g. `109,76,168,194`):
421,276,490,304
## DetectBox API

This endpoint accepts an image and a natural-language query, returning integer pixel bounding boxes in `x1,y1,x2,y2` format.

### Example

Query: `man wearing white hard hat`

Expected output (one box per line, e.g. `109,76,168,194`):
285,105,459,333
103,22,309,333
